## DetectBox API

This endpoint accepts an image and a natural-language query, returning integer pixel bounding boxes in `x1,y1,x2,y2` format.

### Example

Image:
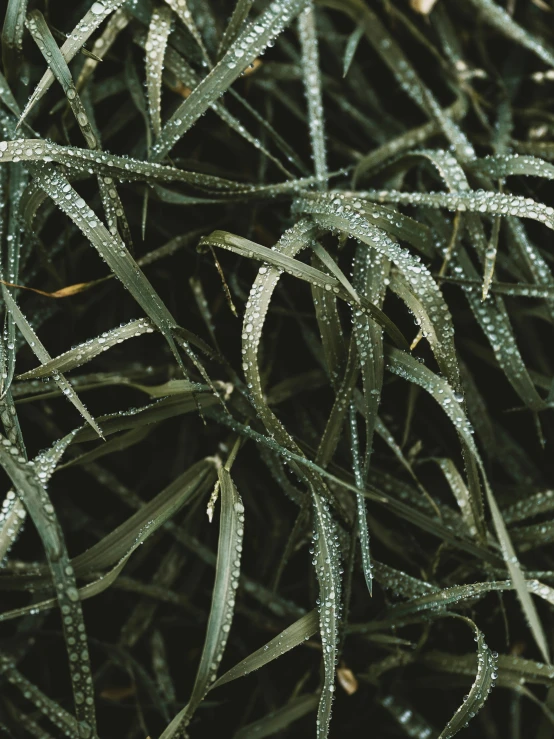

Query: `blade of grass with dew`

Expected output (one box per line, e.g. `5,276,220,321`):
163,0,209,63
357,187,554,232
17,0,127,127
0,654,82,738
25,11,98,150
159,464,244,738
1,161,27,394
1,0,27,84
295,195,460,385
310,250,347,389
217,0,253,59
76,8,130,90
453,246,546,411
298,3,327,186
502,490,554,526
482,214,501,301
343,25,363,78
350,247,390,590
0,435,97,735
310,489,342,739
16,318,156,380
145,4,173,138
432,457,478,538
438,617,497,739
151,0,309,160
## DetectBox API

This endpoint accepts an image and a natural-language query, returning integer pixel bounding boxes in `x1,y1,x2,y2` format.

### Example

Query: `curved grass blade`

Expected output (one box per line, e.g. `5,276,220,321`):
438,617,496,739
1,0,28,83
160,465,245,738
0,436,97,735
199,228,408,349
295,195,460,386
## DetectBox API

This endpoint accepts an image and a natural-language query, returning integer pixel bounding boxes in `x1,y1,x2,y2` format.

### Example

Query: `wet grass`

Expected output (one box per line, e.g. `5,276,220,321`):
1,0,554,737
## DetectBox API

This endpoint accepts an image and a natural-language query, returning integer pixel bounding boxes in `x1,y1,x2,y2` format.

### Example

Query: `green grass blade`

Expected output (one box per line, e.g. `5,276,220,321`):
160,465,245,737
212,610,319,689
146,5,173,138
438,618,497,739
17,0,127,126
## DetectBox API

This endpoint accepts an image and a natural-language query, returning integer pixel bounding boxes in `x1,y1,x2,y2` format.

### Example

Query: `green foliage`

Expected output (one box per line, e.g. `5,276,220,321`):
1,1,554,737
